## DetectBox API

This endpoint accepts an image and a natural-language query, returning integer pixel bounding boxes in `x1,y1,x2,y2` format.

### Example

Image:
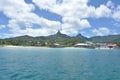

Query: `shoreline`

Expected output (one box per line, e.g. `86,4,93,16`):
0,45,119,50
1,45,76,49
1,45,83,49
1,45,49,48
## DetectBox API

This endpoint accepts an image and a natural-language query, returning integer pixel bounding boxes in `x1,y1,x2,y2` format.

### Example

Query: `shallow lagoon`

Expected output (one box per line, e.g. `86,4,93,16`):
0,48,120,80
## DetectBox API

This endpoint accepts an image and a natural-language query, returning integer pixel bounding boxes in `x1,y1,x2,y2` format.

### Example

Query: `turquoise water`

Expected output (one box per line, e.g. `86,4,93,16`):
0,48,120,80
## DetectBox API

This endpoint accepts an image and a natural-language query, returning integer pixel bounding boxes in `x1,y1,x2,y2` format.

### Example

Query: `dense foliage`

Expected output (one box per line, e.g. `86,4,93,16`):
0,31,85,47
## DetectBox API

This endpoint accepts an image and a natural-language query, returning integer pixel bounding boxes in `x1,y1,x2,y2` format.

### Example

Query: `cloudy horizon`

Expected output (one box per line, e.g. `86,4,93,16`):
0,0,120,38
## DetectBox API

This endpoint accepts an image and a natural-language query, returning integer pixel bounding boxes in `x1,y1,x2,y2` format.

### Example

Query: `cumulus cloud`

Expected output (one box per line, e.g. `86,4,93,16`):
0,25,6,30
107,1,120,23
95,5,111,18
112,6,120,22
0,0,34,18
33,0,113,18
33,0,93,35
33,0,114,35
0,0,61,37
7,13,61,37
114,22,120,27
92,27,110,36
106,0,115,9
61,17,91,34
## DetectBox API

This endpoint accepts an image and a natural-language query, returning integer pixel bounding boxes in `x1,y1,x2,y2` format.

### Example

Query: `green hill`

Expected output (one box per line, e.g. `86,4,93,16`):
0,31,120,47
0,31,85,47
89,35,120,43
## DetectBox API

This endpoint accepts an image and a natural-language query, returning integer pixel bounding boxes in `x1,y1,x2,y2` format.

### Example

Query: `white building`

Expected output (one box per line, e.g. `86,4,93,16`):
74,43,89,48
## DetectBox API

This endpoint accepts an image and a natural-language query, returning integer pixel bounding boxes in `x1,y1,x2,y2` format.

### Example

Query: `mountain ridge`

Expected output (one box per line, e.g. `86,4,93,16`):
0,31,120,47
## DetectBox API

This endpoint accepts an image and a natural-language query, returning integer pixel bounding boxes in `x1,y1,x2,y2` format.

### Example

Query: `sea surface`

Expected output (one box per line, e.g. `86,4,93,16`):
0,47,120,80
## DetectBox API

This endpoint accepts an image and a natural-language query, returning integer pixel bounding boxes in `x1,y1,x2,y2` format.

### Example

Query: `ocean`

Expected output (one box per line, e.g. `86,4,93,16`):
0,47,120,80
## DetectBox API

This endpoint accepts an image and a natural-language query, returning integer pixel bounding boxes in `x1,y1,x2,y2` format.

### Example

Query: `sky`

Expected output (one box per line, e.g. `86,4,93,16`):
0,0,120,38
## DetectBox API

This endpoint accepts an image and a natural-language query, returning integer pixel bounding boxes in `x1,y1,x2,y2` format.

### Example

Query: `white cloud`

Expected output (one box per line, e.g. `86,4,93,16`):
7,14,61,37
113,11,120,22
114,22,120,27
92,27,110,36
61,17,91,35
113,32,119,35
106,0,115,9
95,5,111,18
0,0,61,37
108,2,120,23
33,0,112,18
0,25,6,30
33,0,115,35
0,0,34,18
33,0,93,35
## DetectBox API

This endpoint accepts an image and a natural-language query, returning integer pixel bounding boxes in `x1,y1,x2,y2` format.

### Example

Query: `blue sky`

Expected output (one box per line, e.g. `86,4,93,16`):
0,0,120,38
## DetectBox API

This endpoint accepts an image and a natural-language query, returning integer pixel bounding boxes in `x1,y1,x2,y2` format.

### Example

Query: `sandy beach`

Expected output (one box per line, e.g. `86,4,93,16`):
1,45,76,49
2,45,49,48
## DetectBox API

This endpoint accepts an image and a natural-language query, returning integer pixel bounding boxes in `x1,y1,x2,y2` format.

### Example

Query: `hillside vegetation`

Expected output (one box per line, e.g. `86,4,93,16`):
0,31,120,47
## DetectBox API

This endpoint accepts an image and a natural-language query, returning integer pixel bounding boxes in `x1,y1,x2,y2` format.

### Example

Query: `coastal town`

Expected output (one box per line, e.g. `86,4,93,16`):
75,43,118,49
50,42,119,49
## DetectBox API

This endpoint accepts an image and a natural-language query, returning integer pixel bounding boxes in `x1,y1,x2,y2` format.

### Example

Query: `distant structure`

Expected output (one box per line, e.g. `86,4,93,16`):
96,43,118,49
106,43,117,49
52,43,62,48
74,43,89,48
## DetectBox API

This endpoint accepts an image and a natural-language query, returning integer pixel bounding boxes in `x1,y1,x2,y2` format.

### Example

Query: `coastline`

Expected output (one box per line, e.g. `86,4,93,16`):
0,45,119,50
1,45,49,48
1,45,77,49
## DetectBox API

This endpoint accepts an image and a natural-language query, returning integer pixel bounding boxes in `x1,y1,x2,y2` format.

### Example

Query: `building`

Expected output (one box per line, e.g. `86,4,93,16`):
74,43,89,48
52,43,62,48
96,43,118,49
106,43,117,49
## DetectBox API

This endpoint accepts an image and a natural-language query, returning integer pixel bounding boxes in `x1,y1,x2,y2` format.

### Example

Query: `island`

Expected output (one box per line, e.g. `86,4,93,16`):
0,31,120,49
